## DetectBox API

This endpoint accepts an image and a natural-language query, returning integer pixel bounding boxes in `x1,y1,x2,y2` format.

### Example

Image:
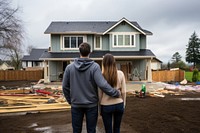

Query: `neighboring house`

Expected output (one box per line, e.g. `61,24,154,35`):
41,17,156,82
21,48,48,69
0,62,15,70
151,57,162,70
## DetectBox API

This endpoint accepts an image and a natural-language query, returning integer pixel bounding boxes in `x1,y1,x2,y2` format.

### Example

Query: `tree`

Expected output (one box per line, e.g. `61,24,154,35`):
0,0,23,52
171,52,182,63
169,52,188,69
192,68,199,82
0,0,24,69
26,44,35,55
167,61,171,69
2,42,23,70
186,32,200,68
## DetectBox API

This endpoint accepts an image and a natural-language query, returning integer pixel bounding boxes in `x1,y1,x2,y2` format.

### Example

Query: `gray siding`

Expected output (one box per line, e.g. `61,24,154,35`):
50,22,147,52
110,23,139,32
140,34,147,49
102,35,109,50
51,34,61,52
87,35,94,50
105,22,143,51
49,61,62,81
108,34,140,51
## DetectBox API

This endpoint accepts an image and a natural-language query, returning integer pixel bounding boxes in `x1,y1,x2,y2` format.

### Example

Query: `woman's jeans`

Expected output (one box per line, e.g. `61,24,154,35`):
101,102,124,133
71,106,98,133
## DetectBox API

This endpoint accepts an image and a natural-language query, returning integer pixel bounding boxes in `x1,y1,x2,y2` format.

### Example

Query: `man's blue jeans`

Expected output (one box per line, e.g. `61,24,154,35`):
71,106,98,133
101,102,124,133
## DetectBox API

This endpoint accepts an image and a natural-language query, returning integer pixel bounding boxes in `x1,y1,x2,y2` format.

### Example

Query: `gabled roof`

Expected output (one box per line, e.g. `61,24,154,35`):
40,49,155,61
152,57,163,63
0,62,9,67
0,62,15,70
44,18,152,35
103,18,147,35
22,48,48,61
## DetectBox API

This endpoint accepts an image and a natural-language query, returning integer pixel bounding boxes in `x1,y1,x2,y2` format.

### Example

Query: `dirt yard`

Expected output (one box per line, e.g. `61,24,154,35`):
0,81,200,133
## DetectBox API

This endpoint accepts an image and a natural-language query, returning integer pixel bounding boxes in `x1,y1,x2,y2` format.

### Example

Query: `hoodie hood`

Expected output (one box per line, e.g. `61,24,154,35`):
74,58,94,71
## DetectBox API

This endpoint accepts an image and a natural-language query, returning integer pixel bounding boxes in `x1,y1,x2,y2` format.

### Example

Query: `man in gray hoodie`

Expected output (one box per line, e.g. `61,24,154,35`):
62,42,120,133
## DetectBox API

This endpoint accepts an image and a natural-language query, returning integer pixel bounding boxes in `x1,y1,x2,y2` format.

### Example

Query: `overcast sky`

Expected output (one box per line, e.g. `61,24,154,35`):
11,0,200,63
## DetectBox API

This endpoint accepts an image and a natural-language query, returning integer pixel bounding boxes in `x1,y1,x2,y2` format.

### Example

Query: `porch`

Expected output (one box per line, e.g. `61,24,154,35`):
43,58,152,83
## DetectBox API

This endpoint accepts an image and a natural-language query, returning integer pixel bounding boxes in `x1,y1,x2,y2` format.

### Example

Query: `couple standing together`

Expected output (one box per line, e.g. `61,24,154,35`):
62,42,126,133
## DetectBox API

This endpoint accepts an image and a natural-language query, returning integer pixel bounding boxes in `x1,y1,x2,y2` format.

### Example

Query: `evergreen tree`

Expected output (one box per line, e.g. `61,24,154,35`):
167,61,171,69
171,52,182,63
186,32,200,68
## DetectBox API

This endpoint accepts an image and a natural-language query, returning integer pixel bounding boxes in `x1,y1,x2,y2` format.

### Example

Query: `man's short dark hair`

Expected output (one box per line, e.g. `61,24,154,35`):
79,42,91,57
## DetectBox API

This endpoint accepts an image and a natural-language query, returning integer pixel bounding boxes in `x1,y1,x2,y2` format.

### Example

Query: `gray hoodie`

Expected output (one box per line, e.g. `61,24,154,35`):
62,58,119,108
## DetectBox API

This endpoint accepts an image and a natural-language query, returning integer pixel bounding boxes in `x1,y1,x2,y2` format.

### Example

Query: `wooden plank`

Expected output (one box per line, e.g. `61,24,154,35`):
152,70,184,82
0,70,43,81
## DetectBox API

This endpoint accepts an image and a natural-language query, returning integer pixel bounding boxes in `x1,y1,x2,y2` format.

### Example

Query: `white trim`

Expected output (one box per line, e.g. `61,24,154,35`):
40,56,155,61
103,18,146,35
108,32,140,34
60,35,63,50
61,35,87,50
45,31,97,34
50,35,52,52
112,33,136,48
94,35,102,50
83,36,87,42
113,56,154,59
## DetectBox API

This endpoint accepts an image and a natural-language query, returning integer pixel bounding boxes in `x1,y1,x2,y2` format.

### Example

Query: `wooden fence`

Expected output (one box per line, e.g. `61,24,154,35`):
152,69,185,82
0,69,184,82
0,70,44,81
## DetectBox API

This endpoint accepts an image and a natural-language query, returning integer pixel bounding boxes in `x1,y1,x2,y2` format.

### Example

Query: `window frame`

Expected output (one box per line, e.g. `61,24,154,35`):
112,33,136,48
61,35,86,50
94,35,102,50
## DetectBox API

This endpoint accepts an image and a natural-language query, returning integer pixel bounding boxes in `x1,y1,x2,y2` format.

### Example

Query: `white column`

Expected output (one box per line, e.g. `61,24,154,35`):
44,61,49,83
147,59,152,82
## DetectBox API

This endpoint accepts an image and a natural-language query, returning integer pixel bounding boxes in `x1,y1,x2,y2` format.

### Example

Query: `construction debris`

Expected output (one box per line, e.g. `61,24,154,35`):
1,86,6,90
180,79,187,85
0,82,70,114
1,80,200,114
129,80,200,98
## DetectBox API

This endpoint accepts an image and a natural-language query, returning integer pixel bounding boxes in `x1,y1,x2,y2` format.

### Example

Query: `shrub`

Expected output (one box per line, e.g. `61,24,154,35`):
192,69,199,82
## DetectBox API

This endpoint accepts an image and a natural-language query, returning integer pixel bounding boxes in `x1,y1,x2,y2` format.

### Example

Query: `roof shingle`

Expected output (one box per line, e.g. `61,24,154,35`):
40,49,155,60
22,49,48,61
44,21,152,35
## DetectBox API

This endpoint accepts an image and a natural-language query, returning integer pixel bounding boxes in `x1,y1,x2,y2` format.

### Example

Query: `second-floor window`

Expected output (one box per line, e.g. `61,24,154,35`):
94,36,102,49
63,36,84,49
113,34,135,47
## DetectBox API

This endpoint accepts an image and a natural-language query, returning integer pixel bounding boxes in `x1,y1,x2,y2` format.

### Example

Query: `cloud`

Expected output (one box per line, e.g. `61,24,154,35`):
11,0,200,63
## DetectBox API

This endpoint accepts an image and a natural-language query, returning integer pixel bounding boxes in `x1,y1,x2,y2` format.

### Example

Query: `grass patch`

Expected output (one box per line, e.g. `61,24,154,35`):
185,71,193,82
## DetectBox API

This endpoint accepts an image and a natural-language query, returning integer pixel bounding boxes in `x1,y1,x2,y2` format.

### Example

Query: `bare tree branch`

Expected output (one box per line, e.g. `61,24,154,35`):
0,0,23,50
0,0,24,69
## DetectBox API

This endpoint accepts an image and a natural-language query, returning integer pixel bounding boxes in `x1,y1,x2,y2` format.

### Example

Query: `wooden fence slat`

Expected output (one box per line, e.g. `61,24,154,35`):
1,70,184,82
0,70,43,81
152,70,185,82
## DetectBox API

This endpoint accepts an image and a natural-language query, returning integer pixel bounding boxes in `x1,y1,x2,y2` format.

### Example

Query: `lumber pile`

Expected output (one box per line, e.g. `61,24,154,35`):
0,86,70,114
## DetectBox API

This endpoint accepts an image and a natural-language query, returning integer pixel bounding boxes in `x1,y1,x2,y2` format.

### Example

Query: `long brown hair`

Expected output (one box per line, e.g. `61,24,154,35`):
102,54,117,87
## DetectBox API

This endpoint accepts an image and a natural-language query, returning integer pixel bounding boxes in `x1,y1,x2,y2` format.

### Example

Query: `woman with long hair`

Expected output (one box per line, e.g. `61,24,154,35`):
99,53,126,133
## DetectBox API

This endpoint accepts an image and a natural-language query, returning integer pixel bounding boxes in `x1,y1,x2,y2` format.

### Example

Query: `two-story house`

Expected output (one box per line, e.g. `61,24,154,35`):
41,18,155,83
